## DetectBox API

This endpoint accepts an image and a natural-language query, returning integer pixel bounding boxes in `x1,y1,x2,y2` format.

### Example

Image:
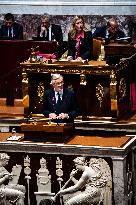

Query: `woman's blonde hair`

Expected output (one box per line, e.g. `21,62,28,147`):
69,16,88,39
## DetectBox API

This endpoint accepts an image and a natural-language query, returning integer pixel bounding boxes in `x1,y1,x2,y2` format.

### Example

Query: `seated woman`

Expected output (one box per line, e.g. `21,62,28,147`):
67,16,93,61
55,157,112,205
0,153,25,205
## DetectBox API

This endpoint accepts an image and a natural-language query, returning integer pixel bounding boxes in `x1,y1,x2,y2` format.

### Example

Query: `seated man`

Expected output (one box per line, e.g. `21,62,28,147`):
37,15,63,42
93,18,125,42
36,15,65,58
43,74,78,123
0,13,23,40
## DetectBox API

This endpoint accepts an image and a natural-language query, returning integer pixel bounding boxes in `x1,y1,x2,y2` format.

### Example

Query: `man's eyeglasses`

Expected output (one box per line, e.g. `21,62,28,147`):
55,81,64,86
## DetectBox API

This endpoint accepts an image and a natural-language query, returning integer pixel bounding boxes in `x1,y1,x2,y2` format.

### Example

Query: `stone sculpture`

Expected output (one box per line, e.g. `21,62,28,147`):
36,157,51,192
35,157,54,205
0,153,25,205
54,156,112,205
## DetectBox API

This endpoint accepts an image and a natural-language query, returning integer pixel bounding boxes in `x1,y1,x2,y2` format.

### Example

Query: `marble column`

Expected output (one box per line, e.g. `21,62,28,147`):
112,157,128,205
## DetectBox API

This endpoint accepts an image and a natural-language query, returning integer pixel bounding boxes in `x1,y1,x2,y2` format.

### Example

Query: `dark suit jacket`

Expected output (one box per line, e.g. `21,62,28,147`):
37,24,63,43
0,22,23,40
43,88,78,123
67,30,93,60
93,25,125,40
37,24,65,58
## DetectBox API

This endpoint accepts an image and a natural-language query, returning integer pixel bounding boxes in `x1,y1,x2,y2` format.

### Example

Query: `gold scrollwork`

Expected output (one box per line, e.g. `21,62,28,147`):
110,70,117,86
96,83,104,108
80,74,87,85
22,72,28,84
119,78,127,99
22,72,28,98
37,82,44,102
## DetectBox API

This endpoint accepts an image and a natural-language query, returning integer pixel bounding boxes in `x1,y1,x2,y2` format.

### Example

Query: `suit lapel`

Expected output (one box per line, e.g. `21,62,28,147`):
62,88,69,105
49,89,56,111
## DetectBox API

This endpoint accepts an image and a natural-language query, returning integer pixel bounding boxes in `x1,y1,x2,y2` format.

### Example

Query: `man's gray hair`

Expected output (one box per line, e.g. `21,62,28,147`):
51,74,63,84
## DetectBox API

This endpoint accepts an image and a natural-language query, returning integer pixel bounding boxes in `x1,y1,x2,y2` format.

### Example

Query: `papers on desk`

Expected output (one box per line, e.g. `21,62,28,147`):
74,119,115,124
54,60,84,65
116,37,132,43
7,135,23,141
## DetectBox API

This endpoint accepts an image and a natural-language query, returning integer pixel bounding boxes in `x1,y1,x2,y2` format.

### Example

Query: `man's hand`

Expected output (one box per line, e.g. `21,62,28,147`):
58,113,69,119
49,113,57,119
67,56,73,61
75,57,83,61
41,26,46,32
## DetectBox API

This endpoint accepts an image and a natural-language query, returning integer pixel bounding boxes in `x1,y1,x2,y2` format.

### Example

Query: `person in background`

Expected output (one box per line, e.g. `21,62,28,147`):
93,18,125,41
37,15,65,58
37,15,63,43
43,74,78,123
67,15,93,61
0,13,23,40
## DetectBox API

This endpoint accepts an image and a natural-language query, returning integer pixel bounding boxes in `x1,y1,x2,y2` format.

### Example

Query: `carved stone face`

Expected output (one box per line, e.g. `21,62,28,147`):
73,157,85,165
0,153,10,166
75,163,83,170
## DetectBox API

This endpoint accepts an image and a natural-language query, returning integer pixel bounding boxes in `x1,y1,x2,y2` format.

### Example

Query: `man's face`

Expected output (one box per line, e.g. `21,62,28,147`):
41,18,50,28
53,78,64,92
108,21,118,35
5,18,14,27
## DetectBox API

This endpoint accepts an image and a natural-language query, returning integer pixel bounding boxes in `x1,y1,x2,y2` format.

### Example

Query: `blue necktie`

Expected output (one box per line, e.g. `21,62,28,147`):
8,27,12,38
55,93,62,114
57,93,62,105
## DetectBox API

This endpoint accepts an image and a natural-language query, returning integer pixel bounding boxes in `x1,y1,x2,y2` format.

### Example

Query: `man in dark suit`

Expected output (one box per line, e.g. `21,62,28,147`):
43,74,78,123
37,15,63,43
93,18,125,41
37,15,65,58
0,13,23,40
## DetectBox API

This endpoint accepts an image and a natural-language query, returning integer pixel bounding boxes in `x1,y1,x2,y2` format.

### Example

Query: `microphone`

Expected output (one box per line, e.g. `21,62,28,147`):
27,106,37,123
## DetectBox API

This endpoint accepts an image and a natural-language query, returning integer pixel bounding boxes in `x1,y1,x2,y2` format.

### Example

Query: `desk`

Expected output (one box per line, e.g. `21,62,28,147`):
21,122,74,142
104,43,136,63
0,40,58,101
0,132,135,205
20,60,131,119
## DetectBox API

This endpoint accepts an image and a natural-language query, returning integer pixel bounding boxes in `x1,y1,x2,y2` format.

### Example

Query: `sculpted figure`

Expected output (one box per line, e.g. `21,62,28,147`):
57,157,111,205
36,157,51,192
0,153,25,205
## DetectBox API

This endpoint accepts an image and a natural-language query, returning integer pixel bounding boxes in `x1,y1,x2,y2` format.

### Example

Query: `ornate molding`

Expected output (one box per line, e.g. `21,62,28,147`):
96,83,104,108
0,1,136,6
119,78,127,99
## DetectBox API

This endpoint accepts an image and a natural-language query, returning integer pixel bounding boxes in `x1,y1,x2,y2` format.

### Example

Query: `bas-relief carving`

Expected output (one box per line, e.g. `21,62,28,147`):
50,157,112,205
112,159,127,205
0,153,127,205
0,153,25,205
24,155,31,205
36,157,51,192
33,156,112,205
35,157,54,205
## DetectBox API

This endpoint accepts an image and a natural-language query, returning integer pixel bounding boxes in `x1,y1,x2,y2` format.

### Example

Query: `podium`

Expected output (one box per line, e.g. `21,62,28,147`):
21,122,74,142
